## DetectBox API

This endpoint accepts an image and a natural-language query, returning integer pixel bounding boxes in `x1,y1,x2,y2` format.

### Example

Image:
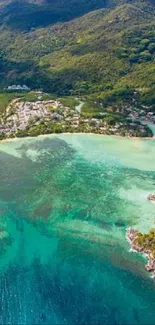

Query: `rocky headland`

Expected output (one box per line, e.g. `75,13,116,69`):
126,227,155,278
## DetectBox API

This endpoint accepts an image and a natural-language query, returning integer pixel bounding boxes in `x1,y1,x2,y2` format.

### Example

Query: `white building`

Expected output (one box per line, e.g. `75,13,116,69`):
7,85,30,91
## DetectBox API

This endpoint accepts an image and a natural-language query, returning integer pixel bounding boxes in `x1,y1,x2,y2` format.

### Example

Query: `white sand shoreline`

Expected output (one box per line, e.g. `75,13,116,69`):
0,132,155,144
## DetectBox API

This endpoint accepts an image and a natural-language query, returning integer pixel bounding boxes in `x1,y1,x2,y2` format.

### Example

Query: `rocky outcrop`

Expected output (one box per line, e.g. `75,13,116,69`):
148,194,155,201
126,227,155,278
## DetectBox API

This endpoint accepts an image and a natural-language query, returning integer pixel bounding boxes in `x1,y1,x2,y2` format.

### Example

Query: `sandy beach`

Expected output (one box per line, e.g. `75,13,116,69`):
0,131,155,145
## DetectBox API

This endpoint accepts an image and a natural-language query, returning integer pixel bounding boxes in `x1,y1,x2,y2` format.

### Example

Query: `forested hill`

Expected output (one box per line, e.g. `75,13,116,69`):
0,0,155,108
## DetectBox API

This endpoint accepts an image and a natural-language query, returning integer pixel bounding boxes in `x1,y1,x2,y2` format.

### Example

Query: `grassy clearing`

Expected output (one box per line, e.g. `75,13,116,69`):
19,92,57,102
0,93,22,117
81,101,104,114
58,96,79,109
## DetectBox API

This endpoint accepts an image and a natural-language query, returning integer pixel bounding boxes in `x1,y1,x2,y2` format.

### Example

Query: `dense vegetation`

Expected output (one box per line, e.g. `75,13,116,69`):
0,0,154,109
136,229,155,257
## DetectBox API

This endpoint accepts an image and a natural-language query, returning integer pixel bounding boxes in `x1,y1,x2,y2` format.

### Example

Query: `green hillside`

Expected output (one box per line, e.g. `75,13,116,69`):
0,0,154,109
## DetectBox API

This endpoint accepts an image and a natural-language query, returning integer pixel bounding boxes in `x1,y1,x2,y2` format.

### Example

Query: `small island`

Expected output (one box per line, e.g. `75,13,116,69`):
126,227,155,278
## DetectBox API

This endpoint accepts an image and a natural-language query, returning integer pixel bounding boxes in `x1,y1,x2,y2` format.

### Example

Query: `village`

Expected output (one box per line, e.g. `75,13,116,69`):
0,92,154,139
0,99,62,133
123,104,155,124
0,97,83,135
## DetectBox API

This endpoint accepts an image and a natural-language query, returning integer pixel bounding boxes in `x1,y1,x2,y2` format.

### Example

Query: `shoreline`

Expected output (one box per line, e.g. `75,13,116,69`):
0,132,155,144
126,228,155,279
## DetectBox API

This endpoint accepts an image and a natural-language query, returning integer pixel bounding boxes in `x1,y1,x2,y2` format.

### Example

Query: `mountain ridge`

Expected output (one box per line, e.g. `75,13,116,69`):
0,0,154,30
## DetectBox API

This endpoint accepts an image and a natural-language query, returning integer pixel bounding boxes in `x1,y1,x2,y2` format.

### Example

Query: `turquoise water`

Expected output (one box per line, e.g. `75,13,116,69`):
0,134,155,324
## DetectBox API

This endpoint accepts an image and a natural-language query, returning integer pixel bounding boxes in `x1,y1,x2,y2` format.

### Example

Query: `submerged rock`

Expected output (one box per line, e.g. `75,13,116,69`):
148,194,155,201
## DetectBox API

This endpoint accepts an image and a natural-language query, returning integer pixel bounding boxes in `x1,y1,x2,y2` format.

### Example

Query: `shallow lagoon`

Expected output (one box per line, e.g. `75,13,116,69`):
0,134,155,324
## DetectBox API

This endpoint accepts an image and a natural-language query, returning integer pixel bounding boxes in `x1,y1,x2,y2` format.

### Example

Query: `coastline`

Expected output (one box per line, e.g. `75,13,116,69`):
0,96,154,143
126,228,155,279
0,132,155,144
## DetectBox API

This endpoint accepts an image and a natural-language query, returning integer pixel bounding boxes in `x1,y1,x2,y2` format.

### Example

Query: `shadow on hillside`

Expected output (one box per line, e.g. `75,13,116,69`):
0,0,109,31
3,56,87,95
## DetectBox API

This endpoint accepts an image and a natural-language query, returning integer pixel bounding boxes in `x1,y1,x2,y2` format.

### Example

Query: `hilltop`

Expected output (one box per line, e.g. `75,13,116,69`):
0,0,154,30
